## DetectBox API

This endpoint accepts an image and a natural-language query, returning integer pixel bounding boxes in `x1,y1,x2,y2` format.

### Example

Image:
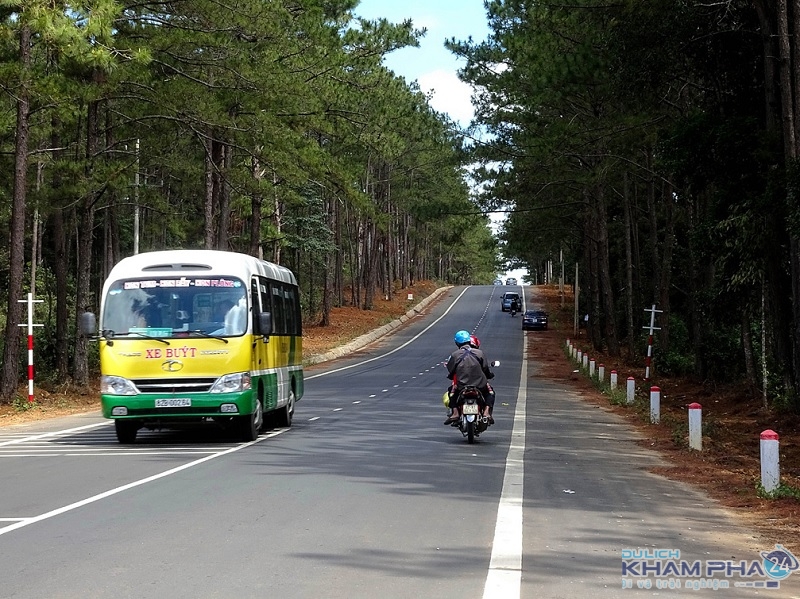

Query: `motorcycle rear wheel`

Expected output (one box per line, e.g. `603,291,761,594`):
467,420,476,444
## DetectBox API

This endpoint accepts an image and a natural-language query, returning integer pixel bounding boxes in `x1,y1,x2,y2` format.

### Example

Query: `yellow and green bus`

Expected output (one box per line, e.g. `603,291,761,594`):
82,249,303,443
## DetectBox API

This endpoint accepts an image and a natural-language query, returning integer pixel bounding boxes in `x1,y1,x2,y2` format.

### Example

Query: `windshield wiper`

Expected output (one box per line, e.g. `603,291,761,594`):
104,330,170,345
184,330,229,343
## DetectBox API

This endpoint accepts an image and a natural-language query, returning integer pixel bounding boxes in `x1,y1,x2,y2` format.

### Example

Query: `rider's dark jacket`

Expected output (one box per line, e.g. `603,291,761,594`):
446,345,491,389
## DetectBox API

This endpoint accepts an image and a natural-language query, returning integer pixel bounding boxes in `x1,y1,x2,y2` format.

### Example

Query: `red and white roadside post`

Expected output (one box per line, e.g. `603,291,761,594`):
582,352,588,369
643,304,662,381
589,357,596,378
650,386,661,424
598,363,605,383
610,370,618,390
626,376,635,405
17,293,44,403
688,403,702,450
760,430,780,494
576,348,582,364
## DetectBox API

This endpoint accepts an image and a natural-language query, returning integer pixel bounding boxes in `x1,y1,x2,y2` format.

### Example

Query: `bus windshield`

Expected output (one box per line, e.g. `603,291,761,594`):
101,276,248,337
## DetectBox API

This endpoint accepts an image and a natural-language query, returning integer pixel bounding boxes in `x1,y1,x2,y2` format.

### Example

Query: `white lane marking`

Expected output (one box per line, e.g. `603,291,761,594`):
305,286,471,379
483,333,527,599
352,401,361,405
0,452,218,458
333,408,343,412
308,417,321,421
0,428,288,537
0,422,110,447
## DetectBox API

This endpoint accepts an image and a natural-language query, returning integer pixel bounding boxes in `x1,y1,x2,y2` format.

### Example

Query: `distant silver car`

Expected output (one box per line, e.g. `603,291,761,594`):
493,279,503,285
506,277,517,285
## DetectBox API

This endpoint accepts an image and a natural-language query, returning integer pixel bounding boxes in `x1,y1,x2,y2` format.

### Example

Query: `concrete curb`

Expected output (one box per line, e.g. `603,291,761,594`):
304,286,453,366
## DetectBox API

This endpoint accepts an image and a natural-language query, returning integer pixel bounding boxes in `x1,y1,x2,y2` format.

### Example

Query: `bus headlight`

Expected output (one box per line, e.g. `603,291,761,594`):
101,375,139,396
209,372,251,394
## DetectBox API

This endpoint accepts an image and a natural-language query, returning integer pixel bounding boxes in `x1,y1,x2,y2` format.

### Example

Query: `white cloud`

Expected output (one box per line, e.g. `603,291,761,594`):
417,69,474,124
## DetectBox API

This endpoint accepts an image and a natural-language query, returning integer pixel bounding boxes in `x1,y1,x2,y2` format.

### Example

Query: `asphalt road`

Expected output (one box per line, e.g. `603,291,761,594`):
0,285,797,598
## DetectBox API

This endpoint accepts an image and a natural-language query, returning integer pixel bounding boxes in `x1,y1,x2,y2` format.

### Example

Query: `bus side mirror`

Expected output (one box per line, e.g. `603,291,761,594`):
258,312,273,336
79,312,97,336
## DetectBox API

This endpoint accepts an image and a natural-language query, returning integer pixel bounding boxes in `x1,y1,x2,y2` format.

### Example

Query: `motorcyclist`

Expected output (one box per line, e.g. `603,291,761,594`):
444,334,495,420
444,330,495,425
509,296,520,315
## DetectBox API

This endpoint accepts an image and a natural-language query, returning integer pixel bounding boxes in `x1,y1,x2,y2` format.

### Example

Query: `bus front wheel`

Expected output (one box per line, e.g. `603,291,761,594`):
275,390,295,428
238,399,263,441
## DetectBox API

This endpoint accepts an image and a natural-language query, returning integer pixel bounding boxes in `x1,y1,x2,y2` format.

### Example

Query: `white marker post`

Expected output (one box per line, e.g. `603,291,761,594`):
598,364,605,383
610,370,618,390
650,386,660,424
760,430,780,494
17,293,44,403
626,376,635,405
589,358,595,378
688,403,702,450
582,352,588,369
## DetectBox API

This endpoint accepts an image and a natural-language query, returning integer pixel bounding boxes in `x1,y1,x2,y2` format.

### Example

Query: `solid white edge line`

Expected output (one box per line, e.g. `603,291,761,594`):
0,421,111,448
0,428,287,537
483,332,527,599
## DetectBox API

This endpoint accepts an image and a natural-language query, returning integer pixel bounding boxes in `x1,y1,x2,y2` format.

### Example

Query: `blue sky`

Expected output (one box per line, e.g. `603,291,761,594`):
354,0,490,124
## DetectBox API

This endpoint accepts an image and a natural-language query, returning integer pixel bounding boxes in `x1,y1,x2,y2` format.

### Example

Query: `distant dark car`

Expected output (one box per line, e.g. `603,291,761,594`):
505,277,517,285
501,292,521,312
522,309,548,330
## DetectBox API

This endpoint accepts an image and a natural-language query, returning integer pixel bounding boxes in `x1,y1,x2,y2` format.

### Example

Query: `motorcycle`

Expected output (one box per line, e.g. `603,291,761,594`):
510,305,517,317
451,386,489,443
446,361,500,444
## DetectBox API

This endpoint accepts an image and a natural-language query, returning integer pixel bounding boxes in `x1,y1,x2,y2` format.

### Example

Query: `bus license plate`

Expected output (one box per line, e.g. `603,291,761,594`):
462,404,480,415
155,398,192,408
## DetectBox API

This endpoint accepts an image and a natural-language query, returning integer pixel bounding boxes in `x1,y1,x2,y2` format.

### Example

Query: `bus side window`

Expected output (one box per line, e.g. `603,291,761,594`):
271,283,286,335
284,285,301,336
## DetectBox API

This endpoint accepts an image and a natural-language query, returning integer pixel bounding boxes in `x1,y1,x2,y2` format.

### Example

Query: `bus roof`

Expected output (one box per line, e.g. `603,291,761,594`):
104,250,298,287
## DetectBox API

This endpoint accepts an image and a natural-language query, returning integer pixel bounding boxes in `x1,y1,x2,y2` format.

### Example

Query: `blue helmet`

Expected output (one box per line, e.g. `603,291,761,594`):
454,330,471,346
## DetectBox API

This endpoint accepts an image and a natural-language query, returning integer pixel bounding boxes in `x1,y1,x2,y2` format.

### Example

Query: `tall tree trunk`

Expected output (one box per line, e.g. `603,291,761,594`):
0,24,32,401
217,142,231,250
595,182,620,356
249,157,263,258
362,220,377,310
203,133,215,249
52,206,70,379
657,181,675,356
777,0,800,394
73,76,105,386
623,171,637,358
